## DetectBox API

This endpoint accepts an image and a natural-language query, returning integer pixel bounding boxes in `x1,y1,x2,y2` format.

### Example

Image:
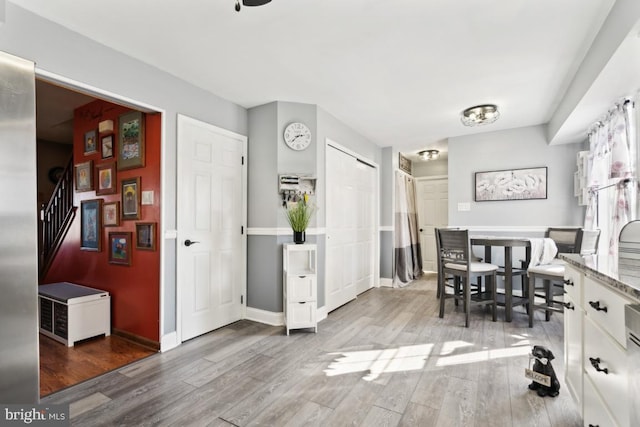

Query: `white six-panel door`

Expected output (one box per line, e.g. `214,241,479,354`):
326,144,376,312
416,178,448,273
177,115,246,342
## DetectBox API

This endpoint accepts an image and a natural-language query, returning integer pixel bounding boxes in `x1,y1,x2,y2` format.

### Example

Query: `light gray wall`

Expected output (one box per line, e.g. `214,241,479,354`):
247,102,382,313
277,102,318,228
380,147,395,280
248,102,278,228
412,157,448,177
548,0,640,142
448,125,586,227
0,4,248,337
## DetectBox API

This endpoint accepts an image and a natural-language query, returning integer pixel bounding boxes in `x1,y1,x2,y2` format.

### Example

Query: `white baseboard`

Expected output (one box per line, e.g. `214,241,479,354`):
317,305,328,322
160,331,179,353
380,278,393,287
245,306,284,326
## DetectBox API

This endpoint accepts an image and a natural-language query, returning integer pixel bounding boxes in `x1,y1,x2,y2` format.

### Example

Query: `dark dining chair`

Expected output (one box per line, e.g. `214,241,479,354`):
436,228,498,327
527,228,600,327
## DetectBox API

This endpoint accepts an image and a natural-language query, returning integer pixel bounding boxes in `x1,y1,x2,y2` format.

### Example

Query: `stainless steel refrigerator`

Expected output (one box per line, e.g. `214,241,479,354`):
0,50,39,403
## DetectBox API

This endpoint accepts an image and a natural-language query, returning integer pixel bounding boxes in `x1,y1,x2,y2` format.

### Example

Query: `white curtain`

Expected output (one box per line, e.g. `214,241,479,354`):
585,99,637,274
394,171,422,286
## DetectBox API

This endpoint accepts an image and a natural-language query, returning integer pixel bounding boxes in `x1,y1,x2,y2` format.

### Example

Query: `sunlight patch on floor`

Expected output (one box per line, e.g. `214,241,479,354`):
324,344,434,381
325,339,533,380
436,343,531,366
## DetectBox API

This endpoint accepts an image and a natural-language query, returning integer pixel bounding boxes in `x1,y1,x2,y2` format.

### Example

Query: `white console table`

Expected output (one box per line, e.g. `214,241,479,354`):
38,282,111,347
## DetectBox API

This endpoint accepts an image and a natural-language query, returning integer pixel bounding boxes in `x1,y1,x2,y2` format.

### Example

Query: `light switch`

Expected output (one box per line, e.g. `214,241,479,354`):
457,202,471,212
141,190,154,205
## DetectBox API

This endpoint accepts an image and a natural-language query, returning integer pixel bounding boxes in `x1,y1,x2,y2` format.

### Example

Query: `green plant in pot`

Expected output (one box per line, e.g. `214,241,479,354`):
284,197,315,244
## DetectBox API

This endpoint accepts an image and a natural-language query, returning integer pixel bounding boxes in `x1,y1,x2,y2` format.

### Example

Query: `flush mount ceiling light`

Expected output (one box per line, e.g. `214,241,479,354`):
235,0,272,12
460,104,500,127
418,149,439,161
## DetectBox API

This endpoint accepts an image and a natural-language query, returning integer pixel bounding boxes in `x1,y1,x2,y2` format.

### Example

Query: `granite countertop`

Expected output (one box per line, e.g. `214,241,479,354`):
559,253,640,302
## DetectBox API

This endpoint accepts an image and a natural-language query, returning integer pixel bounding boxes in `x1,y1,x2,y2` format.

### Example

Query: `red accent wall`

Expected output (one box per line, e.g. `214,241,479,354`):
44,99,161,343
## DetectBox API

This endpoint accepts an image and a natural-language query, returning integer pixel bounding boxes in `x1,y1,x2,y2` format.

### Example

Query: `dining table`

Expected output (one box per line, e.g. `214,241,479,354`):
470,236,532,322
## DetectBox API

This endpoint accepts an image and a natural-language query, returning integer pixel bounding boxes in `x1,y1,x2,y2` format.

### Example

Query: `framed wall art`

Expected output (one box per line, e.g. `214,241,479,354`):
103,201,120,227
121,176,141,220
398,153,412,174
136,222,156,251
84,129,97,155
474,167,547,202
108,231,132,266
101,134,114,159
80,198,102,251
95,162,117,196
117,111,145,170
75,160,93,192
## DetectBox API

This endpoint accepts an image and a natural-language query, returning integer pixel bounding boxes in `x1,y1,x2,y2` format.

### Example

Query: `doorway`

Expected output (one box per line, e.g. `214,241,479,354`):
416,177,448,272
35,79,161,396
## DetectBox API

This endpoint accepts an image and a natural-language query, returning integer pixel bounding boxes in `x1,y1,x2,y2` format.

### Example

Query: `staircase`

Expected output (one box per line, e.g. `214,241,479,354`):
40,157,76,280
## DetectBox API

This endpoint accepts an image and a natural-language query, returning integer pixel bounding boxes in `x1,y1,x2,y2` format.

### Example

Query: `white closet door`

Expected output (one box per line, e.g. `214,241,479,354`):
326,145,376,312
354,160,376,295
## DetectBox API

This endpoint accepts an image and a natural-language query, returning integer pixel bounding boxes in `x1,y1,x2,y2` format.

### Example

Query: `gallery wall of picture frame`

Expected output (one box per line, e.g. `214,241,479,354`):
73,109,157,267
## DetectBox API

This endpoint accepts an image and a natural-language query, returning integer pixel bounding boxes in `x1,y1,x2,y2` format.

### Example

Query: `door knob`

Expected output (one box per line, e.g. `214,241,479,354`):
184,239,200,247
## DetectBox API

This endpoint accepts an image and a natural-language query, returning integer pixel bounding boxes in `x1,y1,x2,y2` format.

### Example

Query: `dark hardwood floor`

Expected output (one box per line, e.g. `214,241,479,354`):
42,275,581,426
40,334,156,397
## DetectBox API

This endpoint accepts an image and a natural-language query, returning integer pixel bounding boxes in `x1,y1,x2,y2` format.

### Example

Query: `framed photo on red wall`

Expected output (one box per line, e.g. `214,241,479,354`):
80,199,102,251
121,176,141,220
95,162,117,196
103,201,120,227
108,231,131,266
136,222,156,251
75,160,93,192
117,111,145,170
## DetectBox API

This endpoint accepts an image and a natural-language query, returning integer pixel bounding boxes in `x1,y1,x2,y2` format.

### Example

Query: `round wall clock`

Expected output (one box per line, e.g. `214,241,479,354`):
283,122,312,151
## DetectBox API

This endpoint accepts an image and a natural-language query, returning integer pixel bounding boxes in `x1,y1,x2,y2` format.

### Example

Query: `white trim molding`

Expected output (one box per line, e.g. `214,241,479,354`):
455,225,551,233
379,278,393,287
245,307,284,326
379,226,393,232
160,331,179,353
317,305,328,323
247,227,326,236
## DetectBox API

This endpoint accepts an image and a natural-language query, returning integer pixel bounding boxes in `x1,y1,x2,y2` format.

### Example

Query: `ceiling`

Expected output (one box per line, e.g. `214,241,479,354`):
17,0,626,157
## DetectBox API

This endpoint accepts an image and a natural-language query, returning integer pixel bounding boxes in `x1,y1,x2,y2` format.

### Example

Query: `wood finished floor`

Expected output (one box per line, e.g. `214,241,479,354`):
42,274,581,426
40,334,156,397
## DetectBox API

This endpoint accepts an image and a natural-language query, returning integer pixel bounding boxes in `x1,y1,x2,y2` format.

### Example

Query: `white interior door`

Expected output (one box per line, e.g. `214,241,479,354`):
177,115,246,342
416,178,448,272
326,144,376,312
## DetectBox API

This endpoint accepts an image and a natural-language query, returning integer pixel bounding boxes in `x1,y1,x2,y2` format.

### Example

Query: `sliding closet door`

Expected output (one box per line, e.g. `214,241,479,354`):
0,51,39,403
326,145,376,313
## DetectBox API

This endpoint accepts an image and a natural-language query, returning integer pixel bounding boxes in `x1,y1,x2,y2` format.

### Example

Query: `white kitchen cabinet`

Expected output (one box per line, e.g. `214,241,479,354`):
563,264,584,409
561,258,637,427
283,243,317,335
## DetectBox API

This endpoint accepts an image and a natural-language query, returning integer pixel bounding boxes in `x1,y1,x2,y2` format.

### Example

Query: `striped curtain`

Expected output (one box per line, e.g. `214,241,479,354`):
394,171,422,286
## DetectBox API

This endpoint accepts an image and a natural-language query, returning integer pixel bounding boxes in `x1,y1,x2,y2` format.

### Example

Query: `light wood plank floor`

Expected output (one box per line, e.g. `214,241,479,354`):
42,274,581,426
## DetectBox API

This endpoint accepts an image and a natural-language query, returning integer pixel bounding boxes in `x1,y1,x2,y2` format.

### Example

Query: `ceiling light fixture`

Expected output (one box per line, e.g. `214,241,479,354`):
235,0,272,12
418,149,439,161
460,104,500,127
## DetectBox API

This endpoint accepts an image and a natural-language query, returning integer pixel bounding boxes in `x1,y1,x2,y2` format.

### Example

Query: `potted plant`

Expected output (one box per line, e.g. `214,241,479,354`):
284,197,315,244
